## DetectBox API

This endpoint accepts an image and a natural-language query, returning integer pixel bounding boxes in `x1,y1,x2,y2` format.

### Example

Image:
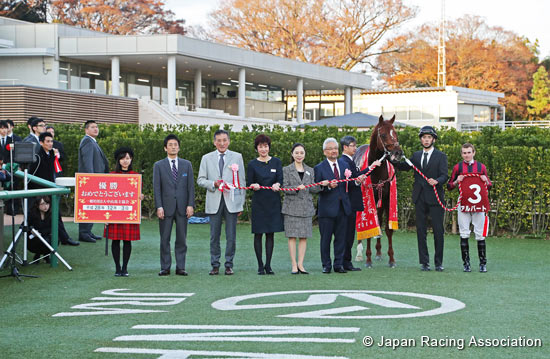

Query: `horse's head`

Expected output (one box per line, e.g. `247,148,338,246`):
375,115,403,161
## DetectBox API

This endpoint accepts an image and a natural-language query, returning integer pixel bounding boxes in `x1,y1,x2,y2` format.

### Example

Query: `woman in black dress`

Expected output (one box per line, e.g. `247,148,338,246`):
247,134,284,275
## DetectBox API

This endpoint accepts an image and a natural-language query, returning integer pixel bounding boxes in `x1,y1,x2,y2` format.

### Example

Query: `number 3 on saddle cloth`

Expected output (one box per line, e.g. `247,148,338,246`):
460,176,490,236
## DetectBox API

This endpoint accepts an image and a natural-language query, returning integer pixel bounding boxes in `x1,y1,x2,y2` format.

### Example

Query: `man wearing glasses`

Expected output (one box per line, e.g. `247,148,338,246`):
23,117,47,144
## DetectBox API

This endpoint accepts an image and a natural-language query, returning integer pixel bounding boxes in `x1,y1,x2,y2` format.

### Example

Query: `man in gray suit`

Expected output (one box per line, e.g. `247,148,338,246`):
23,117,46,144
154,134,195,276
197,129,245,275
78,120,109,243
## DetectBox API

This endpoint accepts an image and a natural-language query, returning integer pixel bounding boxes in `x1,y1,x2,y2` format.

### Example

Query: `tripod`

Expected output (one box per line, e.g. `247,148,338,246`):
1,166,72,280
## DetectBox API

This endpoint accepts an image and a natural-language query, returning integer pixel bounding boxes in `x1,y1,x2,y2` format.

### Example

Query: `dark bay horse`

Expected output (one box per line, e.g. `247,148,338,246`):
353,115,403,267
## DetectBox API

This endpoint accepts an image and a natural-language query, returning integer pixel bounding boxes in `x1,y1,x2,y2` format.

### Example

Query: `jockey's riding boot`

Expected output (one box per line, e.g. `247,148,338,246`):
478,240,487,273
460,237,471,272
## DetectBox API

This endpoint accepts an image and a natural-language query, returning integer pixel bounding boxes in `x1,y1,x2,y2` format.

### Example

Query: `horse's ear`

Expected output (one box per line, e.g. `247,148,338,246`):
378,115,384,124
389,115,395,124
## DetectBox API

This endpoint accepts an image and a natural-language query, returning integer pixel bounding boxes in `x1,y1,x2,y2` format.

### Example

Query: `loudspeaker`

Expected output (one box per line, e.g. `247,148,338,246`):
13,142,38,164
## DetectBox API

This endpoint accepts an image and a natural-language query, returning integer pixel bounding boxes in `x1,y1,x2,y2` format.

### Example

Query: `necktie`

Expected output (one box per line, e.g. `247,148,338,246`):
422,152,428,169
333,163,339,179
1,138,4,147
171,159,178,182
468,162,473,173
219,153,225,177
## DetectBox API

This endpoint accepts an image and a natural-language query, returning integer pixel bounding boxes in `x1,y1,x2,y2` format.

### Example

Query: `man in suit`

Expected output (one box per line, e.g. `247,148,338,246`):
23,117,46,144
339,135,380,272
6,120,22,143
0,120,10,163
29,132,79,246
46,126,66,177
314,137,353,274
77,120,109,243
197,129,245,276
154,134,195,276
395,126,448,271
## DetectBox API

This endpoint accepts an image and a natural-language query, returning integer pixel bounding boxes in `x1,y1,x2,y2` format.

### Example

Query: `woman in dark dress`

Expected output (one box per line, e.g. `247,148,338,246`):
103,147,144,277
247,134,284,275
28,196,73,263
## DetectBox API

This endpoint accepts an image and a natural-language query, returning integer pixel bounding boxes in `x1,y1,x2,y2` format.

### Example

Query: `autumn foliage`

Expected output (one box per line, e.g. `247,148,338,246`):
207,0,416,71
376,15,538,120
49,0,185,35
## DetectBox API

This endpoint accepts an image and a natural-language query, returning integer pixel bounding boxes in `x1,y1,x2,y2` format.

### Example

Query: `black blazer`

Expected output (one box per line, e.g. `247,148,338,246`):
29,147,55,189
339,155,363,212
396,149,448,205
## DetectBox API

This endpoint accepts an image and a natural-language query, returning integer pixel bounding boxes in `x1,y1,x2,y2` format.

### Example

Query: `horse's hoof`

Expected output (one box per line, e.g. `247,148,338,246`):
375,255,382,261
389,262,396,268
355,255,364,262
365,262,373,268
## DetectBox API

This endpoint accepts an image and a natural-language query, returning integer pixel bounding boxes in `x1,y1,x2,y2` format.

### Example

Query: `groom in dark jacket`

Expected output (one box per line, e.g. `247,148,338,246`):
395,126,448,271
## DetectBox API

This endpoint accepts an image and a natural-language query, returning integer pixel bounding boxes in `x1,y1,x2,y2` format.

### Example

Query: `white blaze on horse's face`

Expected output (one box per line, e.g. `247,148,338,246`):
390,129,395,139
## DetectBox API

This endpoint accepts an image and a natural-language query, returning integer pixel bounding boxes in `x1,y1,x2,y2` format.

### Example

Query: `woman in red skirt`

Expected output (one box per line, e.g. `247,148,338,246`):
105,147,144,277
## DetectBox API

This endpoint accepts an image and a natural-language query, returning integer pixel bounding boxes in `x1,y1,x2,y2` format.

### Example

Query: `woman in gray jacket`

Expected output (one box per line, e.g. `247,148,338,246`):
282,143,321,274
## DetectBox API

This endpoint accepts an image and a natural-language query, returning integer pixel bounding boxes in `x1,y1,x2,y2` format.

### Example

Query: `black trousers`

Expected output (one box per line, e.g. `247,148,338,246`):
318,202,348,270
415,199,445,267
343,212,357,269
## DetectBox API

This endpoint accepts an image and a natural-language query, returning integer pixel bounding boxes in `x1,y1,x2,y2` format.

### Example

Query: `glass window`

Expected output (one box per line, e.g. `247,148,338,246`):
458,104,473,122
473,105,490,122
395,106,407,121
59,62,69,90
410,106,422,120
320,103,334,118
80,65,108,94
127,73,151,99
334,102,345,116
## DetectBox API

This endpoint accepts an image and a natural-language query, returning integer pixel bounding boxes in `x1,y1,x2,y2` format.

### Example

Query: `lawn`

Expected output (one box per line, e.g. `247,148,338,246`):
0,220,548,359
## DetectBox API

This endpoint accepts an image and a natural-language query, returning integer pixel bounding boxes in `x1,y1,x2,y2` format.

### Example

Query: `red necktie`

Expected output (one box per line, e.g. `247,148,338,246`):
333,163,339,179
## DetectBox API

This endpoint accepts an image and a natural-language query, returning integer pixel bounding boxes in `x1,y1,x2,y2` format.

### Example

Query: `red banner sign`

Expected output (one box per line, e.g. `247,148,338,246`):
460,176,490,212
74,173,142,224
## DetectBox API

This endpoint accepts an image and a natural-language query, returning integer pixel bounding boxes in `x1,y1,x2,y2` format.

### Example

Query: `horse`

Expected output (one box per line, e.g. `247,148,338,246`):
353,115,404,268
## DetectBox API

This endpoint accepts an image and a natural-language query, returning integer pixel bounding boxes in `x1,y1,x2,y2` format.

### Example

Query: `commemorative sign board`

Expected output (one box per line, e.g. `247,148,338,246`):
74,173,142,224
459,176,490,212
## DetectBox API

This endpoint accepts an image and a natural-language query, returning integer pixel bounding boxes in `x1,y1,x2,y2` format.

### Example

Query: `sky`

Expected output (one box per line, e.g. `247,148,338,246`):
163,0,550,58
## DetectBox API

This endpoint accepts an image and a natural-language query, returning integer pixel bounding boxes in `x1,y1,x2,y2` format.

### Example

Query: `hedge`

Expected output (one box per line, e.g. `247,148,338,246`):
15,124,550,236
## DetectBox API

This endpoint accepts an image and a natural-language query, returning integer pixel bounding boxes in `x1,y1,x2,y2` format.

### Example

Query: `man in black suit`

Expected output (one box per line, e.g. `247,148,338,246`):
395,126,448,271
77,120,109,243
339,136,382,271
28,132,79,245
0,120,10,163
314,137,353,274
6,120,22,143
46,126,66,177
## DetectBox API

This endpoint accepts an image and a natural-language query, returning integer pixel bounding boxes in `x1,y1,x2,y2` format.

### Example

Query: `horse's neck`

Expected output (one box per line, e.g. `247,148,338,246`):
367,130,384,164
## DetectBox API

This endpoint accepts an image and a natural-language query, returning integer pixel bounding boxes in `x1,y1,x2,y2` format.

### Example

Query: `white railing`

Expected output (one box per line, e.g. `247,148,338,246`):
460,121,505,132
505,120,550,128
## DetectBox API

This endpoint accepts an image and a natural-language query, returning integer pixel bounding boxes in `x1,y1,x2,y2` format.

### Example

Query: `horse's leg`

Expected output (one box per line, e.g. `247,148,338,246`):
386,226,396,268
365,238,372,268
375,206,383,260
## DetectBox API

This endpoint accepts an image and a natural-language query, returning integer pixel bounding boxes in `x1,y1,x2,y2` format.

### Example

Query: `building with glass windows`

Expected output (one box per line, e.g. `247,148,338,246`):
0,16,371,129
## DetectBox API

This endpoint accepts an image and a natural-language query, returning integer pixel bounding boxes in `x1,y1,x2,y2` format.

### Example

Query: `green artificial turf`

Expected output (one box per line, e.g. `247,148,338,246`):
0,220,548,359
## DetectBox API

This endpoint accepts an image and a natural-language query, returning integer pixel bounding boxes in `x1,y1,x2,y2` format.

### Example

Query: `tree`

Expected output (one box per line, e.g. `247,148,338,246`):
527,66,550,120
376,15,538,120
206,0,417,71
0,0,47,22
49,0,185,35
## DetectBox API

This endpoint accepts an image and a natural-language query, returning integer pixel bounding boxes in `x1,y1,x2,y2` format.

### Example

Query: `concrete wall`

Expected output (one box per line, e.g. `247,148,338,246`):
0,57,58,88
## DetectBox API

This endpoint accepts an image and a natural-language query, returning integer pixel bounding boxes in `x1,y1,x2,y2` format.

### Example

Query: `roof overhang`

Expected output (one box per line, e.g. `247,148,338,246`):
58,34,371,91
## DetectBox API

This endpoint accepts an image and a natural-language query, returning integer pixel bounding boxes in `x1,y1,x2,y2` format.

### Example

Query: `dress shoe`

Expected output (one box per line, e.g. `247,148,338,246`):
264,266,275,275
334,267,347,273
345,266,361,272
257,268,265,275
322,267,331,274
91,234,102,240
463,264,472,272
209,267,219,275
421,264,431,271
158,269,170,276
291,270,299,275
435,266,444,272
176,269,188,276
479,264,487,273
225,267,234,275
61,238,80,246
298,268,309,274
114,270,122,277
79,236,96,243
121,271,129,277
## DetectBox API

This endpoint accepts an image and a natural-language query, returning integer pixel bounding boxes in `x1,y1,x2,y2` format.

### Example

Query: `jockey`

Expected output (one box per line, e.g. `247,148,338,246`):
448,143,492,273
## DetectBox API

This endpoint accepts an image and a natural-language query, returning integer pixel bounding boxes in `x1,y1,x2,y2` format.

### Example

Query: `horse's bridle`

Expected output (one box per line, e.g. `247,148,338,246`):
377,127,399,160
